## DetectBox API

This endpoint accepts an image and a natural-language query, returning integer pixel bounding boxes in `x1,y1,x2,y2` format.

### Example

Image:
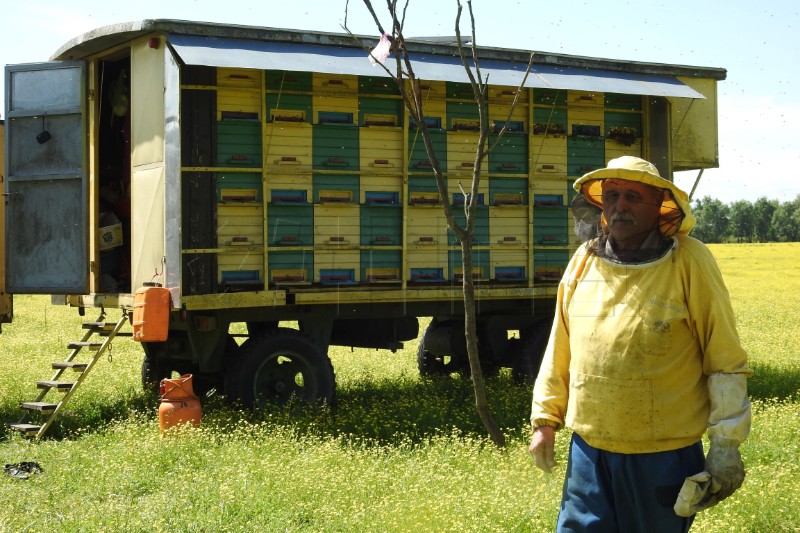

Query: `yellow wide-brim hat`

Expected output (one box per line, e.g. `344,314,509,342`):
573,156,696,236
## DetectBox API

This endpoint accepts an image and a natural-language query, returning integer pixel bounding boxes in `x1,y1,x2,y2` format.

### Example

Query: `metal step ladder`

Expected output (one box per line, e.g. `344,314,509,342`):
7,312,130,439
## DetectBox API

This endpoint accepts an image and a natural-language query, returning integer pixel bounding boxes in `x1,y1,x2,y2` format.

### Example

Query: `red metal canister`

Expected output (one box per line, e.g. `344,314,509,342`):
158,374,201,433
132,282,171,342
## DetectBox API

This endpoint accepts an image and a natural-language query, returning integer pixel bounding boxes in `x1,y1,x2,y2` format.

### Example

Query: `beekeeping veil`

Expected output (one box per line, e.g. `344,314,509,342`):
573,156,695,238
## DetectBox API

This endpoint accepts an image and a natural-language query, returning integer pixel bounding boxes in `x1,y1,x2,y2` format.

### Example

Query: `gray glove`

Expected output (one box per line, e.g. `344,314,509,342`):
674,372,751,517
705,438,745,500
674,438,746,517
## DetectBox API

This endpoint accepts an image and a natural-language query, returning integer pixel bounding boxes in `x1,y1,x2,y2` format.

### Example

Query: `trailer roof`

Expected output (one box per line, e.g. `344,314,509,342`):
52,19,726,98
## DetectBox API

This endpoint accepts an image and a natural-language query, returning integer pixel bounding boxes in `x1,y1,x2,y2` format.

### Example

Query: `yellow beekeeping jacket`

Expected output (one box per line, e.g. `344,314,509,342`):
531,234,751,454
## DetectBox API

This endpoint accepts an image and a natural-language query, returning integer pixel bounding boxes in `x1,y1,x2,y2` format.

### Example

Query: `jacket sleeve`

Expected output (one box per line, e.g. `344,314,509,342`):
681,237,752,377
680,237,752,441
530,250,583,429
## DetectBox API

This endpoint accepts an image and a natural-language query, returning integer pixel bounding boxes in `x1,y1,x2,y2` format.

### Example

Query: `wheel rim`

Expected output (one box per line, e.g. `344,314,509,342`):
252,352,317,407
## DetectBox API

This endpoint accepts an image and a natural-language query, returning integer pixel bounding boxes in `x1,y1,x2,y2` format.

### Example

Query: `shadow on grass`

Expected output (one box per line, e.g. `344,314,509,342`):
5,362,797,445
0,391,159,442
1,372,533,445
747,362,800,402
193,371,534,446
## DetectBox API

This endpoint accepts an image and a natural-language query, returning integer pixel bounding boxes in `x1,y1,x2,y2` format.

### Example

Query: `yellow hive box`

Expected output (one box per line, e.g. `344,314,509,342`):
489,102,528,131
264,123,312,171
313,73,357,95
567,90,604,107
407,248,448,283
312,95,357,124
359,128,403,171
489,86,529,103
453,265,486,281
314,249,359,284
217,68,261,88
489,206,529,246
364,267,401,283
447,130,485,178
491,248,529,275
531,179,568,204
265,175,312,203
605,138,643,161
217,205,264,247
568,107,604,138
360,175,402,204
313,205,360,247
406,207,447,246
217,251,263,285
530,135,567,177
408,80,446,125
217,88,261,121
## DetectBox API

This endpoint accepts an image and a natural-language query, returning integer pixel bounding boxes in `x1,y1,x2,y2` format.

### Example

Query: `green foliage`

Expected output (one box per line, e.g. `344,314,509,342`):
693,194,800,243
1,244,799,532
692,195,730,243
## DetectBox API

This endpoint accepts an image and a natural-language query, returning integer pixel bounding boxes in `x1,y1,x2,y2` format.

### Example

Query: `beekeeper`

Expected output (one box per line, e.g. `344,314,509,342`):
528,156,752,532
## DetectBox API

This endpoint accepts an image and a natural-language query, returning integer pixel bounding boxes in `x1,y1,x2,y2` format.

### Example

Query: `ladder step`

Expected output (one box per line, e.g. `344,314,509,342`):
7,423,42,436
52,361,88,371
67,341,103,350
20,402,58,412
36,380,75,391
82,321,117,330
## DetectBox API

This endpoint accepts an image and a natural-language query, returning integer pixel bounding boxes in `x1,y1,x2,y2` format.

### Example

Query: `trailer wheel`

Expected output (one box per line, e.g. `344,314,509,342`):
141,351,161,396
417,319,465,375
141,335,238,400
512,320,552,385
225,328,335,409
141,346,191,397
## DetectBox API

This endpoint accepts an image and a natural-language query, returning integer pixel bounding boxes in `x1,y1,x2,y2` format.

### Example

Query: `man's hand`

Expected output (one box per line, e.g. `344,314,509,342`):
529,425,556,473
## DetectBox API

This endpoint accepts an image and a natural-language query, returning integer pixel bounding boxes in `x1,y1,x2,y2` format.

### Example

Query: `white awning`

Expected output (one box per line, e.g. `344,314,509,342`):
168,34,705,99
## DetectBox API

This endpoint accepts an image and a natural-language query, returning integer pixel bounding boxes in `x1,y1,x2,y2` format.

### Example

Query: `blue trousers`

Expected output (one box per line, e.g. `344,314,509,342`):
557,433,705,533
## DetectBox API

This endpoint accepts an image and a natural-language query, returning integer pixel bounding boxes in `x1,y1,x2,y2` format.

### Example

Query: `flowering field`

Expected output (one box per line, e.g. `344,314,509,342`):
0,243,798,532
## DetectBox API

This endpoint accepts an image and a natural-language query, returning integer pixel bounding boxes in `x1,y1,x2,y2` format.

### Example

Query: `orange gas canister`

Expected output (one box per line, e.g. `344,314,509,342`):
158,374,202,433
132,283,171,342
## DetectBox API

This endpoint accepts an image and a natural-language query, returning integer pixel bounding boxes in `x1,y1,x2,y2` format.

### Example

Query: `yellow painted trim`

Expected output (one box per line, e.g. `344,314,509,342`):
181,291,287,310
183,166,264,173
67,293,136,310
292,286,557,305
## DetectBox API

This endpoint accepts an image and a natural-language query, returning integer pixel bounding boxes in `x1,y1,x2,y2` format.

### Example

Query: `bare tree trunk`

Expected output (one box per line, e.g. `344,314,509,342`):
345,0,531,447
461,242,505,446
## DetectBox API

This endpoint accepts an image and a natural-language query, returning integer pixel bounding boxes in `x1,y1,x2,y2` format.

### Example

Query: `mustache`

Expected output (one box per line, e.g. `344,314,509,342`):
608,212,636,224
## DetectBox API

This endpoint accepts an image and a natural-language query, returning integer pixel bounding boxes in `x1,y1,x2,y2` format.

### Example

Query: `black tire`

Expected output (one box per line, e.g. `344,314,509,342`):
141,335,238,400
141,351,161,396
140,343,189,397
225,328,335,409
417,319,466,376
512,320,552,385
476,321,501,377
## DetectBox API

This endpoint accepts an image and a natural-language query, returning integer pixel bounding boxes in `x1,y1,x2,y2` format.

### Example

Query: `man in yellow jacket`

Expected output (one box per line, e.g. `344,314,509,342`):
529,156,752,532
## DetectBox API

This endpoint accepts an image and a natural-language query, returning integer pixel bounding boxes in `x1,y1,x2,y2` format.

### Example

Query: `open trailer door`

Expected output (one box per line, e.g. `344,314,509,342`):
4,61,88,294
0,119,11,330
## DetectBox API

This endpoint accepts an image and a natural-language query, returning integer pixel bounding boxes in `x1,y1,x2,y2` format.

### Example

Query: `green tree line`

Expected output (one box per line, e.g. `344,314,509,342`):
690,194,800,243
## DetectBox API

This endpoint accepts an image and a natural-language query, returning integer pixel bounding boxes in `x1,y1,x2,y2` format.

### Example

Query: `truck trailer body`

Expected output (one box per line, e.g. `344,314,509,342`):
2,20,724,415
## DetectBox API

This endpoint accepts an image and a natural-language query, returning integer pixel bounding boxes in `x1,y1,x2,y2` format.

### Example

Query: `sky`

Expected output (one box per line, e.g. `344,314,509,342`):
2,0,798,204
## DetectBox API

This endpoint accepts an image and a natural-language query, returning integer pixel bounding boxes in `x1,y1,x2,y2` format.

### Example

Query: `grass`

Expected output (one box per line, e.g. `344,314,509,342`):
1,243,799,532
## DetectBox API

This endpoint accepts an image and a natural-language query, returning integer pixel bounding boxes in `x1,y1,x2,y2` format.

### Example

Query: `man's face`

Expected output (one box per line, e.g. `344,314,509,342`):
601,179,664,245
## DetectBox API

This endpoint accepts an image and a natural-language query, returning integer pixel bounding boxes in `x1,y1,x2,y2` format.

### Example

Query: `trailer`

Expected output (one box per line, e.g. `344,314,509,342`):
2,20,724,436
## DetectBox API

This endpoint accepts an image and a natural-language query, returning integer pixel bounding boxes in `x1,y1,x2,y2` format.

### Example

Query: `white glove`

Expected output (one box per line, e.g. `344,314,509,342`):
674,471,714,517
674,372,751,517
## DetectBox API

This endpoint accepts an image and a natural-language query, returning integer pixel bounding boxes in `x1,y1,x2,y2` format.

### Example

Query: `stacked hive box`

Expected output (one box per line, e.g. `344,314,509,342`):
183,66,644,293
